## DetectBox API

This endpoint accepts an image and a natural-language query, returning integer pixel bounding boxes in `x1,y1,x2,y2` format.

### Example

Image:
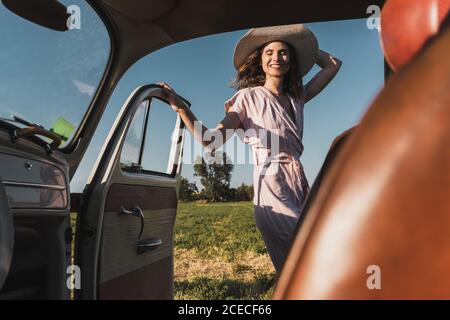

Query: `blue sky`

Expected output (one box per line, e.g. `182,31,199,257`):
72,18,385,191
0,2,384,192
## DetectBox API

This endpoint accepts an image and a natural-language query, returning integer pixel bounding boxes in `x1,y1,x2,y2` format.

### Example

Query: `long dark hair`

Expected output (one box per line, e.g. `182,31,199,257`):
231,41,303,101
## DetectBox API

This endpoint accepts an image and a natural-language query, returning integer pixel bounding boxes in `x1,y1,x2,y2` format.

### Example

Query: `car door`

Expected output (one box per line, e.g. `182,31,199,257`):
75,84,188,300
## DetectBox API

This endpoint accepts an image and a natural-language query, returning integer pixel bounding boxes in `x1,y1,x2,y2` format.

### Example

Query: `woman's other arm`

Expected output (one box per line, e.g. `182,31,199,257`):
304,49,342,103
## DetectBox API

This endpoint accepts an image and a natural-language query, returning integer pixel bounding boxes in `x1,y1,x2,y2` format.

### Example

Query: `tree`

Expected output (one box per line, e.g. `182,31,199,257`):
235,183,254,201
193,151,234,202
179,176,198,202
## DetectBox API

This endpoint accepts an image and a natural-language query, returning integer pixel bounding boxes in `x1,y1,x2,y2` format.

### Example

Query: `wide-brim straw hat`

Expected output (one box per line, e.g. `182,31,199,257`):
233,24,318,77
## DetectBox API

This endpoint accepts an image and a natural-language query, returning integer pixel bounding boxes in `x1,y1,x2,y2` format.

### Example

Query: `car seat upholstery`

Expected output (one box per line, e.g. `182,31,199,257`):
274,1,450,299
295,127,356,233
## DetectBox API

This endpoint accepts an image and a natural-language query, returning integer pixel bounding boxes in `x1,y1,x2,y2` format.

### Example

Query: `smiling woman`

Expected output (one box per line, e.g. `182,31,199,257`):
159,23,343,274
0,0,110,148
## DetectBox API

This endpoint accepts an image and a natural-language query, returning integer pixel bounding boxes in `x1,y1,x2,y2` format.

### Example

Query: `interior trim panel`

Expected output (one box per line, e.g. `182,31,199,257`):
0,153,68,209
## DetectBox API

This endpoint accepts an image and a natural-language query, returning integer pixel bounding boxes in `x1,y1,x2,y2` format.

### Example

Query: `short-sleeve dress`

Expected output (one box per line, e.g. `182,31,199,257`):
224,85,310,273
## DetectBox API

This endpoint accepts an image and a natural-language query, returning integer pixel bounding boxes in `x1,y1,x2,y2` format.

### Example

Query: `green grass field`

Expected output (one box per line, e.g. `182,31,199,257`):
174,201,276,300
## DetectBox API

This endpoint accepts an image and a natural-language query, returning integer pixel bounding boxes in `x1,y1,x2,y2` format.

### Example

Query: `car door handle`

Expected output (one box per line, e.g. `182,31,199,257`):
118,206,144,240
137,238,163,255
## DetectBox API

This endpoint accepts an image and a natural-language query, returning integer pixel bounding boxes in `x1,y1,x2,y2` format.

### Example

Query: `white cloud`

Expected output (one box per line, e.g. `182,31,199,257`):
72,79,95,97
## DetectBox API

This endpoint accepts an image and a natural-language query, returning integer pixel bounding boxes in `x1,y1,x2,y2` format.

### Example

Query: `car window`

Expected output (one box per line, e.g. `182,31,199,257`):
120,101,148,167
141,98,179,174
0,0,110,148
120,98,179,176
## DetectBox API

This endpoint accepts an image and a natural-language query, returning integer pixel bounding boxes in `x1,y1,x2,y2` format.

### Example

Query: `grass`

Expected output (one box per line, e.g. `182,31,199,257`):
174,201,276,300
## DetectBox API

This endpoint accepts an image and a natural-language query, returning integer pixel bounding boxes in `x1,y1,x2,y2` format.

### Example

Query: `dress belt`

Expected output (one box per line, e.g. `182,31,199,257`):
253,148,310,195
253,148,301,166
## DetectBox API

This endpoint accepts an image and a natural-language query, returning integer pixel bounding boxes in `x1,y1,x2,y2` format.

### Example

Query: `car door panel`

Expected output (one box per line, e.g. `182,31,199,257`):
0,153,68,210
75,84,187,300
98,184,177,299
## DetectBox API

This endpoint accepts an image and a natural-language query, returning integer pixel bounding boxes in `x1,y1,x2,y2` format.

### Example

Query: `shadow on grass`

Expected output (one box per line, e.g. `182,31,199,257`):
175,273,276,300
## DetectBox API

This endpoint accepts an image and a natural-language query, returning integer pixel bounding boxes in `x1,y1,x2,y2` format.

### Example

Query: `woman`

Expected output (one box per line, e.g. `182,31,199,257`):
159,24,341,273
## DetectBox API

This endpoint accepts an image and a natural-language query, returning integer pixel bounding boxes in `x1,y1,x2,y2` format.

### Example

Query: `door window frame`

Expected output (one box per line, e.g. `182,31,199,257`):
120,95,189,179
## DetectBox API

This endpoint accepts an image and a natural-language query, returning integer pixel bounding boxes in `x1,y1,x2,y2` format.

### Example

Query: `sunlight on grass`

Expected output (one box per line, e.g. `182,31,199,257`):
174,201,276,300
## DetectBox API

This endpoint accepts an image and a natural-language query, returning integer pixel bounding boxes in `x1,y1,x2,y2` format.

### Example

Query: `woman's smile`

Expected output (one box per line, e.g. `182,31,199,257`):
270,63,282,67
269,63,285,69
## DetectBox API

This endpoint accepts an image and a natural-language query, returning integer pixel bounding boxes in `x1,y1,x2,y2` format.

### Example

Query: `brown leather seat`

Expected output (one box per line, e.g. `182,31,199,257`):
274,4,450,299
295,126,355,232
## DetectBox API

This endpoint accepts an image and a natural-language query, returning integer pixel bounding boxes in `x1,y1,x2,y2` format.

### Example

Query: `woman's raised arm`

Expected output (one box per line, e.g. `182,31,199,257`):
303,49,342,103
158,82,241,152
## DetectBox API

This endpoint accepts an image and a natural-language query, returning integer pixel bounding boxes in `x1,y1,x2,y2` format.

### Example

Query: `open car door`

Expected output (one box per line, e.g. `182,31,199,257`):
75,84,188,300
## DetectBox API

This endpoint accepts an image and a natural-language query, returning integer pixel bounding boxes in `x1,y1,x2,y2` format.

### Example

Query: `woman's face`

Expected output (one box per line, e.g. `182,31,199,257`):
261,41,291,78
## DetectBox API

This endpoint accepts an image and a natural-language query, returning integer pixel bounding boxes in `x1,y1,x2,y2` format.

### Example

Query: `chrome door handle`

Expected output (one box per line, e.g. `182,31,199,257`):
118,206,144,240
137,238,163,255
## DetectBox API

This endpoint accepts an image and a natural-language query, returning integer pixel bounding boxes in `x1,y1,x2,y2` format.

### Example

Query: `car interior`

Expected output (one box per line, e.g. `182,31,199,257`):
1,0,448,300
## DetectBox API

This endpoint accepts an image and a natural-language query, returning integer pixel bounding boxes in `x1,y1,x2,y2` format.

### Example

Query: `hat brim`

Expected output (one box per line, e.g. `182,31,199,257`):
233,24,318,77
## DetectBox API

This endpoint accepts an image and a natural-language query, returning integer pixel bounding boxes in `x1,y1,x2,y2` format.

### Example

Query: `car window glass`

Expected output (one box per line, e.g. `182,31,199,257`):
141,98,179,174
0,0,110,148
120,101,148,167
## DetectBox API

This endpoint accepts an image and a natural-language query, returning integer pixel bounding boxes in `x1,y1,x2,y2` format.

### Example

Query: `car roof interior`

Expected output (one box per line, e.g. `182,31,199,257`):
4,0,386,71
99,0,386,70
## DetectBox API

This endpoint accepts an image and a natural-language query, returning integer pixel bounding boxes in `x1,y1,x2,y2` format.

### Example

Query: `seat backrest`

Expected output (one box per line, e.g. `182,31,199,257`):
295,126,355,234
274,2,450,299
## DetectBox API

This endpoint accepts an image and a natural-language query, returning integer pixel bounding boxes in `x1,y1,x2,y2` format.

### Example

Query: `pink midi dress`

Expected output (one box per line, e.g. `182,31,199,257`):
224,85,310,272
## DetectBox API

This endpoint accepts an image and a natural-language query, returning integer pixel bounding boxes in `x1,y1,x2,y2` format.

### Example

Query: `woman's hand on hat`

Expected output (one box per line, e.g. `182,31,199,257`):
157,82,187,113
303,50,342,103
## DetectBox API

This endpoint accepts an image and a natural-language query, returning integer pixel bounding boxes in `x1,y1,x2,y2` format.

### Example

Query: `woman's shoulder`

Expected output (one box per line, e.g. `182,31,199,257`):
224,87,258,113
233,86,254,97
230,86,265,102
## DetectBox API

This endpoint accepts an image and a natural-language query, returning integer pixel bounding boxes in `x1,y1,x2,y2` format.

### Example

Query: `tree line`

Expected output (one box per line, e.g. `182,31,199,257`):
179,152,253,202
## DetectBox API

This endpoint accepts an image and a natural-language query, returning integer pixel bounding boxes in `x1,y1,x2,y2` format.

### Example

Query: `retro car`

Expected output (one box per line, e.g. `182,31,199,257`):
0,0,448,300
